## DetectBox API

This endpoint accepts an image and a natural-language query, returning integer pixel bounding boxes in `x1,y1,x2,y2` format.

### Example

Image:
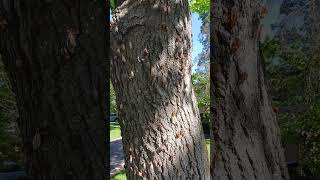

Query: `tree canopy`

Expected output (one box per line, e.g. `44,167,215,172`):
190,0,210,14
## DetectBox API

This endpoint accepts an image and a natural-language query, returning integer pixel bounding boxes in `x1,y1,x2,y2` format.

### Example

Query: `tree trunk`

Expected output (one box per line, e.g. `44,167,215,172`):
211,0,289,179
110,0,210,179
0,1,108,179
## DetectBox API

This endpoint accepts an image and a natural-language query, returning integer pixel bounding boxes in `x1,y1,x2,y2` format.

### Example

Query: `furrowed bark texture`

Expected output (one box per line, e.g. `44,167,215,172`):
211,0,289,179
110,0,209,179
0,1,108,179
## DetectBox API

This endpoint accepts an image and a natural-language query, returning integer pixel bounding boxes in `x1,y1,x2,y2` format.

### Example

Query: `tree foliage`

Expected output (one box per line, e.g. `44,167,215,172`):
110,0,116,12
192,73,210,134
192,73,209,114
261,2,320,174
190,0,210,134
0,60,22,169
195,12,210,74
281,100,320,177
190,0,210,15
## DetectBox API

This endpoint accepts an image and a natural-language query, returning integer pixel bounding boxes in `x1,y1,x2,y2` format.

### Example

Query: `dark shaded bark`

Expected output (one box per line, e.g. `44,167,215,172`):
211,0,289,179
110,0,209,179
0,0,108,179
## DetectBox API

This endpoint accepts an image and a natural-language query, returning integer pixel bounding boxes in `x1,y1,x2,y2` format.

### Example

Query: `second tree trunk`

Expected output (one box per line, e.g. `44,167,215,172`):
211,0,289,179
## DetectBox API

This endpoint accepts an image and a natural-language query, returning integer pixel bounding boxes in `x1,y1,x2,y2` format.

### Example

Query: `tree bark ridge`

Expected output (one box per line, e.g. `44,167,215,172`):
111,0,210,179
211,0,289,179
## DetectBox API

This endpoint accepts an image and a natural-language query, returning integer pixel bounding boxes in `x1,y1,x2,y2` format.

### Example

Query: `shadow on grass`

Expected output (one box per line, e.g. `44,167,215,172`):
110,123,120,131
110,123,122,141
110,170,126,180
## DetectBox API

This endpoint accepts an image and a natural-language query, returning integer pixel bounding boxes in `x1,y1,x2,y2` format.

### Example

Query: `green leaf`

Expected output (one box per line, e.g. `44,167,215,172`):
110,0,116,12
189,0,210,15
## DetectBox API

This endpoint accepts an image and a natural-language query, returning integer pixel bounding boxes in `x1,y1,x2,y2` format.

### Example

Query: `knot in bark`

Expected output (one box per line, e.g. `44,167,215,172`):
0,16,8,31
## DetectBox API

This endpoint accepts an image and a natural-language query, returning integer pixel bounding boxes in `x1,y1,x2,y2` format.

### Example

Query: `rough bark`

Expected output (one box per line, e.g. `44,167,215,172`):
211,0,289,179
0,0,108,179
110,0,209,179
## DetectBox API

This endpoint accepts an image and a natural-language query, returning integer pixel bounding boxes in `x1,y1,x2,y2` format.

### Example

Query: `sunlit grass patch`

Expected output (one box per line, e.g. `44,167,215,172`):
206,139,210,160
110,123,121,141
110,170,126,180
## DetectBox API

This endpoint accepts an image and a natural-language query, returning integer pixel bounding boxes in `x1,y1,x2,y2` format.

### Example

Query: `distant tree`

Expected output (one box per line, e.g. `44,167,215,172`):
254,0,320,179
191,0,210,135
269,0,320,177
192,73,210,134
192,73,209,116
195,12,210,74
275,0,320,103
305,0,320,103
0,59,22,168
190,0,210,15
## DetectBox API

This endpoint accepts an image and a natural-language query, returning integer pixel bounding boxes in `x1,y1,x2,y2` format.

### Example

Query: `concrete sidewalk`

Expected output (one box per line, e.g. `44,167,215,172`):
110,138,125,176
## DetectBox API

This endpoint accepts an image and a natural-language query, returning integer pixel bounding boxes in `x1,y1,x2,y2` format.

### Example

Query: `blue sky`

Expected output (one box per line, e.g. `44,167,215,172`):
191,13,203,73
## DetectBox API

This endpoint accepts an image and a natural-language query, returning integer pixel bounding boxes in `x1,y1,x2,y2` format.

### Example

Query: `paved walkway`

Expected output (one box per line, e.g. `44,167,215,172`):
0,171,27,180
110,138,125,175
0,140,125,177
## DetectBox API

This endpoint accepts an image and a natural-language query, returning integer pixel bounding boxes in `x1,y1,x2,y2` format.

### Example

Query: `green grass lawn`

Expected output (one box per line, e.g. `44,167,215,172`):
110,123,121,141
206,139,210,160
110,139,210,179
111,170,126,180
